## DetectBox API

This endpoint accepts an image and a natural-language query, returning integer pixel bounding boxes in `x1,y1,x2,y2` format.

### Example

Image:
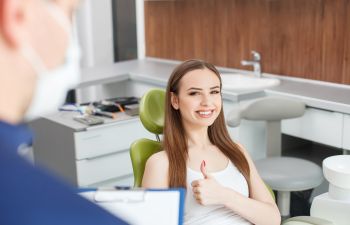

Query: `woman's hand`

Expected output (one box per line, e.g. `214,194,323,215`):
191,160,227,206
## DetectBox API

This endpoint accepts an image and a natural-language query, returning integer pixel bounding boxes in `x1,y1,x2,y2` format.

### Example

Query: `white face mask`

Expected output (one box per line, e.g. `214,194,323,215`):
21,3,81,121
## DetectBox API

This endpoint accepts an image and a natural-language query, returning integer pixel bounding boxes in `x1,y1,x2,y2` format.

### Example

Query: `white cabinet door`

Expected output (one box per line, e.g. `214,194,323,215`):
75,118,154,160
76,150,133,186
282,108,343,148
343,114,350,150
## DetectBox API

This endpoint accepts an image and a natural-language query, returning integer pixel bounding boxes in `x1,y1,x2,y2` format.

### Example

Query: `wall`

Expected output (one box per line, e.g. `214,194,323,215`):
112,0,138,61
76,0,114,68
145,0,350,85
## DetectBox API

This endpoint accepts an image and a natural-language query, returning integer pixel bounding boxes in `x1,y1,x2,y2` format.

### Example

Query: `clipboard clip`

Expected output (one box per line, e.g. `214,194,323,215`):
93,187,146,204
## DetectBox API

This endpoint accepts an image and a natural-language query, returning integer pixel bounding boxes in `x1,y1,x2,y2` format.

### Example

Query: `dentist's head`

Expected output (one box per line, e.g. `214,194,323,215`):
0,0,80,123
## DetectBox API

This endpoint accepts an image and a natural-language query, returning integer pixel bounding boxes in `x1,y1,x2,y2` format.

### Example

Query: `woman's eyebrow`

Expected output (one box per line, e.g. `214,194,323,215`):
186,86,220,91
186,87,202,91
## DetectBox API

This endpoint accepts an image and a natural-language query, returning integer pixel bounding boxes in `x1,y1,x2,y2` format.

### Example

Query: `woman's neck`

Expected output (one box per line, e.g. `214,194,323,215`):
184,125,212,149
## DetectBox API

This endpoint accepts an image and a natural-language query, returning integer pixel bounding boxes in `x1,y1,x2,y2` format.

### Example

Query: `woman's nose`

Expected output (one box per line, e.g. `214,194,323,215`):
200,94,211,106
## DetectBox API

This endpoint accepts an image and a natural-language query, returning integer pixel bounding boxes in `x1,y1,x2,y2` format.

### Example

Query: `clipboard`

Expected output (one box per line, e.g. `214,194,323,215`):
78,188,185,225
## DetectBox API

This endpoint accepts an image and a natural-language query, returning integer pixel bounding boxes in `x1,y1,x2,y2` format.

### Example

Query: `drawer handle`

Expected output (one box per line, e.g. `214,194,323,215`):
80,149,129,161
82,135,102,140
307,106,336,114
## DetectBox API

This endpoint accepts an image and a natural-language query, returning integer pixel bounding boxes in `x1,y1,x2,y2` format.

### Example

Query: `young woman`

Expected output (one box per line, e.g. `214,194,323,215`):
142,59,281,225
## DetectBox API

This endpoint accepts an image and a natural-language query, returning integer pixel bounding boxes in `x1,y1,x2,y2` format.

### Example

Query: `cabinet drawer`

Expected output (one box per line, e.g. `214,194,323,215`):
89,175,134,187
282,108,343,148
74,119,154,160
76,150,132,186
343,114,350,150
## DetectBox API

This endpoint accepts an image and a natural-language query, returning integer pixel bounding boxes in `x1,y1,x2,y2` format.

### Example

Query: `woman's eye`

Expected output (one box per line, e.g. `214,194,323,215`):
189,92,199,96
211,90,220,94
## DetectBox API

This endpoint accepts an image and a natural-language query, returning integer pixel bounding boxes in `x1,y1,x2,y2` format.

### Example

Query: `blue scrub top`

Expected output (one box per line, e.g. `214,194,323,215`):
0,121,129,225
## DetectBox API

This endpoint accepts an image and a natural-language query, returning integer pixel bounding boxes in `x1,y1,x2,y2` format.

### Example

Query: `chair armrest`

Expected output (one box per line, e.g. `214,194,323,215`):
282,216,333,225
226,107,242,127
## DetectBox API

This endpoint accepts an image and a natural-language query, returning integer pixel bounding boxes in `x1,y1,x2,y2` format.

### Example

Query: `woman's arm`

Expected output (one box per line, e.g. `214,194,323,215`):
141,151,169,188
191,144,281,225
220,145,281,225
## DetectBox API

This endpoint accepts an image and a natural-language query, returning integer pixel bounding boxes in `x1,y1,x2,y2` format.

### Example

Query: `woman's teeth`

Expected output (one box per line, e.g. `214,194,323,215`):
197,110,214,117
198,111,211,115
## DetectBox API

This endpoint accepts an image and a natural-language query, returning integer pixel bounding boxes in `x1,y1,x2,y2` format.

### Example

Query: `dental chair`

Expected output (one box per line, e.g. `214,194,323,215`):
130,90,331,225
226,97,324,218
130,88,164,187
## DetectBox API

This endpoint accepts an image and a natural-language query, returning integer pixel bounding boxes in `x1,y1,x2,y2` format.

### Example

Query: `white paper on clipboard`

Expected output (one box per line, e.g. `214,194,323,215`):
79,188,185,225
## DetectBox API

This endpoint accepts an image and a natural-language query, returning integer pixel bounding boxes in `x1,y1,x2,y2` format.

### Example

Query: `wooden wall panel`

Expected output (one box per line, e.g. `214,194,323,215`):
268,0,323,80
343,0,350,84
145,0,350,85
321,0,347,83
226,0,271,69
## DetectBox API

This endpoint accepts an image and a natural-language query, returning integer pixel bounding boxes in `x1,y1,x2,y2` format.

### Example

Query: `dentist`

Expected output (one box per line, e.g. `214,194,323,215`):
0,0,128,224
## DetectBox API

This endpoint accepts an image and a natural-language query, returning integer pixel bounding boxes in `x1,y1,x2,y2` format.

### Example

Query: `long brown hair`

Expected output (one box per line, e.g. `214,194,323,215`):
163,59,251,190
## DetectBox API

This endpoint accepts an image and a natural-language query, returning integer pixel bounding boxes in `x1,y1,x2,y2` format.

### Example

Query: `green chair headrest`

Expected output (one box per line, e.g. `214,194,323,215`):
139,88,165,134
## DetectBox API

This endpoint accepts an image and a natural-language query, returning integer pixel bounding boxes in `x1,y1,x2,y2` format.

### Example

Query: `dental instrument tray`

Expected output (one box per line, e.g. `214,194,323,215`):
73,115,104,126
83,96,139,112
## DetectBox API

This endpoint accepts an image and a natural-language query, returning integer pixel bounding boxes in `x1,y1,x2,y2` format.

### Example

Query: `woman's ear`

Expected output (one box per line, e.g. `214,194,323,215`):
170,92,179,110
0,0,27,48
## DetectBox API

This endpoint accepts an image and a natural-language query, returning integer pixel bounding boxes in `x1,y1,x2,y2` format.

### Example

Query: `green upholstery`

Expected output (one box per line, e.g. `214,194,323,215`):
130,89,165,187
130,138,162,187
282,216,334,225
139,88,165,134
265,183,276,201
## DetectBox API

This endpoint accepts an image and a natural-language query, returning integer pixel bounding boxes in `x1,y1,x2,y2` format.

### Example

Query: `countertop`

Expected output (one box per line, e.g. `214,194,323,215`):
80,57,350,114
80,58,265,102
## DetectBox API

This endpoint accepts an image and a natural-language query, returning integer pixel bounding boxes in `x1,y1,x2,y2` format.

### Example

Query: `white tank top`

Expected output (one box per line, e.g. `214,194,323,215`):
184,161,252,225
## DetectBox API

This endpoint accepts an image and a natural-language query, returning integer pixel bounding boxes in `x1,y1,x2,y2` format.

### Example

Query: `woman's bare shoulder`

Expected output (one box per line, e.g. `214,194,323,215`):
142,151,169,188
146,150,169,168
234,142,252,161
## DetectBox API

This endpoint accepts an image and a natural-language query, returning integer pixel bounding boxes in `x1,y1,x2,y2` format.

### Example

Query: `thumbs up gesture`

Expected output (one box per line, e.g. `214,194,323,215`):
191,160,225,206
200,160,212,179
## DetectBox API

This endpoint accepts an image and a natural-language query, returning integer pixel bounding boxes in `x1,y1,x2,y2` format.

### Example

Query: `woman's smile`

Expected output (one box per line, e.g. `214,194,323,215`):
196,109,215,118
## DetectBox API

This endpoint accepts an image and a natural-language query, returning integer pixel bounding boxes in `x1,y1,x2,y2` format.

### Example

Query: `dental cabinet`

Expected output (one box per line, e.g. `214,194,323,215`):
31,113,154,187
282,108,344,149
266,78,350,154
30,77,167,187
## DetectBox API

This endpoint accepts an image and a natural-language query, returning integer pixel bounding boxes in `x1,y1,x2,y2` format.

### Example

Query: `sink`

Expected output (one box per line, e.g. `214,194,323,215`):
220,73,280,92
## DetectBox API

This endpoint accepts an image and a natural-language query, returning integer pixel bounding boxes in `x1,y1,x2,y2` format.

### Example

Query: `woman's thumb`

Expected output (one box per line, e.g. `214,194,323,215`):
200,160,209,179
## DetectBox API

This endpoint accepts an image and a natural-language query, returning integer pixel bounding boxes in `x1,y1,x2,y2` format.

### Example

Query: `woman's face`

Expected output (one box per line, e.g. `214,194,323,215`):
171,68,222,129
